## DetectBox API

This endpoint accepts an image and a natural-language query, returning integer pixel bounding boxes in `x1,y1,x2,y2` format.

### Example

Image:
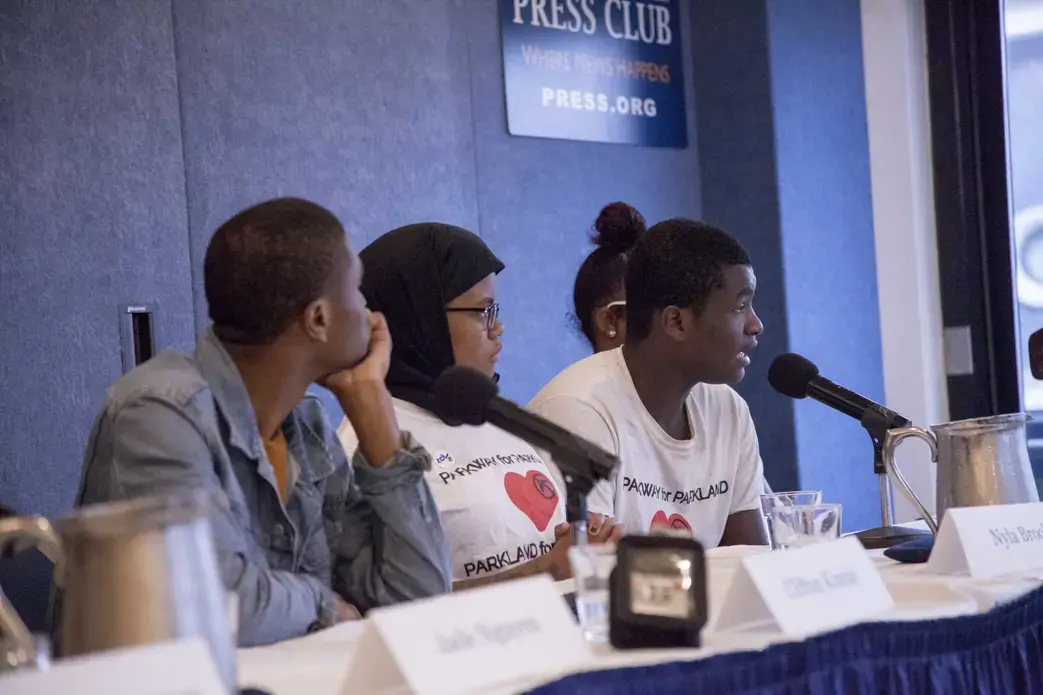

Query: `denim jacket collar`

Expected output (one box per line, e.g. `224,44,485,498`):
281,410,335,484
195,328,264,460
194,328,335,482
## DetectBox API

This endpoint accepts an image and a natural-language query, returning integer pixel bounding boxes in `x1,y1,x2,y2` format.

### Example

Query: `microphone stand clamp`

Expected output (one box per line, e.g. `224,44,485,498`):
854,409,932,549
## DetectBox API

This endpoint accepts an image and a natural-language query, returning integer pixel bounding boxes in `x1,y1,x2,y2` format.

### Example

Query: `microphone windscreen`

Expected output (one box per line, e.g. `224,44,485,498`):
767,353,820,399
432,366,500,426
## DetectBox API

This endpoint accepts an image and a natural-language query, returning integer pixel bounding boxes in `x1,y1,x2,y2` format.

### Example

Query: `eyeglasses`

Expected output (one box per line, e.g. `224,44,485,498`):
604,300,626,310
446,302,500,332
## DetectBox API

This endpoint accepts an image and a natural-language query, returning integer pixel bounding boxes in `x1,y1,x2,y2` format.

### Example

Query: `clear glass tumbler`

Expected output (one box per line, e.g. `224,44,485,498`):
567,543,618,643
759,491,823,549
771,503,843,550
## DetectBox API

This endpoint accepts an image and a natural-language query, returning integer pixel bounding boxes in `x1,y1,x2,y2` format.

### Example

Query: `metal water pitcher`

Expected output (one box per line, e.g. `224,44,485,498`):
0,491,236,690
881,413,1039,534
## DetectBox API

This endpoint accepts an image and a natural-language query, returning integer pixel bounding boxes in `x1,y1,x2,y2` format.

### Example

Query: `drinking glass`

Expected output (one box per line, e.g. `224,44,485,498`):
759,491,823,549
568,543,617,643
771,503,843,549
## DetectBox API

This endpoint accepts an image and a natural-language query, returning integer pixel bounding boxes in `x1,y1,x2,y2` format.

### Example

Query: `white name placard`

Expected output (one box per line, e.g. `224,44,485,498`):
714,536,894,636
341,575,588,695
0,638,226,695
927,502,1043,579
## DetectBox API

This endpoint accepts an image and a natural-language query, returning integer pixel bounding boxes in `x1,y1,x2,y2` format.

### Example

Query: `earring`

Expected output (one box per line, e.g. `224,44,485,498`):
607,329,617,338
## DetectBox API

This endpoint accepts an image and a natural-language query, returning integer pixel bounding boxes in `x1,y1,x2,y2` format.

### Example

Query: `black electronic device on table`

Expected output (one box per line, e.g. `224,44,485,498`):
608,534,707,650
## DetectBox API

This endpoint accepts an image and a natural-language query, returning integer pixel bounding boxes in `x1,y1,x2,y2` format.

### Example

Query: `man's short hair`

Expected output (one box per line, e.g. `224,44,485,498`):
625,218,751,342
204,198,346,345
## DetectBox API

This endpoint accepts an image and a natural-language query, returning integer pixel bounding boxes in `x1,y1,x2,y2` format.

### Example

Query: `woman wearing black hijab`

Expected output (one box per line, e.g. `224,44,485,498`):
338,223,621,589
355,222,506,408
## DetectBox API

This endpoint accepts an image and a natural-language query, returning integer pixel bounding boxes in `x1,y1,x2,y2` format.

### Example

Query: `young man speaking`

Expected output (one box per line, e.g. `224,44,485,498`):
531,218,767,547
76,198,451,646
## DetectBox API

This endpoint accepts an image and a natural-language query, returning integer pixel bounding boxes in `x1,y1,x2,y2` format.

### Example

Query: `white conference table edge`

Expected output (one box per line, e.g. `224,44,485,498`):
236,519,1043,695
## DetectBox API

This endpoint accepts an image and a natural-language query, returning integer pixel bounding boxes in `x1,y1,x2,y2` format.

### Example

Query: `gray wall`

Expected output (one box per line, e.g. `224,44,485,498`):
1,0,882,530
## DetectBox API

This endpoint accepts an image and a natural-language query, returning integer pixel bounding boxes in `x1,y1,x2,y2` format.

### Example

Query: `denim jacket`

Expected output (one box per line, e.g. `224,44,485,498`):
76,329,451,646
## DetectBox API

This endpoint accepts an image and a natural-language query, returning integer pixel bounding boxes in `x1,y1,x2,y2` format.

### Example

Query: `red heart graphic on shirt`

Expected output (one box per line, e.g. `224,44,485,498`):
504,470,559,532
651,511,692,534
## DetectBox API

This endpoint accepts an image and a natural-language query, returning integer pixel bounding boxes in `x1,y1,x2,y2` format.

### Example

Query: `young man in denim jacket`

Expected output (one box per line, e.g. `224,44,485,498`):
77,198,452,646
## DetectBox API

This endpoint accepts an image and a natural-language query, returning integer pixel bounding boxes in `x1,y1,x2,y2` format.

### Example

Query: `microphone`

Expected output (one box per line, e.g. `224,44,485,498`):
431,366,618,526
766,352,930,550
767,353,911,429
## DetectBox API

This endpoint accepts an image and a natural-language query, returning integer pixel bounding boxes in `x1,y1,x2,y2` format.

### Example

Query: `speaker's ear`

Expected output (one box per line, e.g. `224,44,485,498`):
1030,328,1043,380
660,306,686,342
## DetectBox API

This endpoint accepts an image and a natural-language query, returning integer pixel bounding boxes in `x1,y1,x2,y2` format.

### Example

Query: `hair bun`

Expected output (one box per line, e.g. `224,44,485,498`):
591,202,646,254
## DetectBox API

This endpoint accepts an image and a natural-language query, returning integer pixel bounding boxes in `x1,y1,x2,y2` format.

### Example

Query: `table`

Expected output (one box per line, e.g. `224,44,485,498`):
236,543,1043,695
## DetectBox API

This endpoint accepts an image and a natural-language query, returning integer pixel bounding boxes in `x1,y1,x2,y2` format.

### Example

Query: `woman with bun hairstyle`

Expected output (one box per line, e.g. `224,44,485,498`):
572,202,647,353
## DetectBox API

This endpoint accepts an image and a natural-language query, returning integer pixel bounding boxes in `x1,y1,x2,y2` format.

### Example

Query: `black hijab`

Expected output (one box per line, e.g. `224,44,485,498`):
359,223,505,409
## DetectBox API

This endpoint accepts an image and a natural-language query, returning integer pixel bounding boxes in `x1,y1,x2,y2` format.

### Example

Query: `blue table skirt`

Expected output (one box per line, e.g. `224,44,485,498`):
528,585,1043,695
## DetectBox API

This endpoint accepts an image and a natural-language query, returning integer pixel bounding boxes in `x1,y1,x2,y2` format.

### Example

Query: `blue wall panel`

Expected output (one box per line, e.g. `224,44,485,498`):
170,0,481,328
689,0,883,528
768,0,882,529
689,0,799,491
0,0,195,515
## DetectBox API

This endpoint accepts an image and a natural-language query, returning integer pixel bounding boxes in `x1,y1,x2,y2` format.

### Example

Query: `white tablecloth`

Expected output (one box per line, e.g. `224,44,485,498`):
237,541,1043,695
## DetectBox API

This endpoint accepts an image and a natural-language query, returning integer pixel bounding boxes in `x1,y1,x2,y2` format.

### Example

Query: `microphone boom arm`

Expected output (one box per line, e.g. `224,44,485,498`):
485,399,618,526
859,406,910,530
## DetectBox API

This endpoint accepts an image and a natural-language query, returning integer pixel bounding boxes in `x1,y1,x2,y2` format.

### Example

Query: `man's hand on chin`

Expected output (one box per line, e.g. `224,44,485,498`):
322,311,402,468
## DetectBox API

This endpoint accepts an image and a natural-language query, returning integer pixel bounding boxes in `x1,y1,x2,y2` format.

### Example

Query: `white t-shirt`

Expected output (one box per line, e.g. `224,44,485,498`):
529,349,764,548
337,399,566,582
